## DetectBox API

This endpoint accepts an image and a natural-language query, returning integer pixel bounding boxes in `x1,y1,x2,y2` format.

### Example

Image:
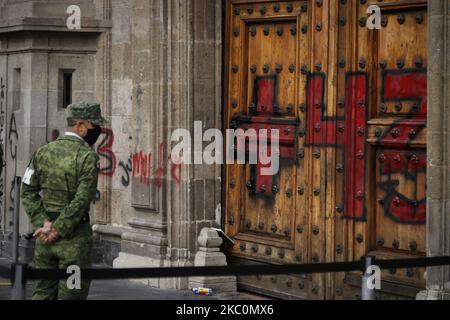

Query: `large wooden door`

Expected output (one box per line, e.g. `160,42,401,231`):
340,0,428,299
224,0,315,299
224,0,427,300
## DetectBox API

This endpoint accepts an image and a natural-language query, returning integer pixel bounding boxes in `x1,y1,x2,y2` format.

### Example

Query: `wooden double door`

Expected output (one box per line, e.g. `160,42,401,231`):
224,0,428,299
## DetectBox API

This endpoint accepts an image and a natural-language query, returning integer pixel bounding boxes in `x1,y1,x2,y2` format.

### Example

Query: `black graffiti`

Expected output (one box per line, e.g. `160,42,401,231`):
7,114,18,219
9,180,15,204
96,128,116,176
0,78,5,205
374,69,427,224
9,113,18,160
8,113,19,219
118,155,132,187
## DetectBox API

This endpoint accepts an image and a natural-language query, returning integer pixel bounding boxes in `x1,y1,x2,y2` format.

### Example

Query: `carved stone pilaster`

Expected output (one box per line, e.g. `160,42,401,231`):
113,0,222,290
417,0,450,301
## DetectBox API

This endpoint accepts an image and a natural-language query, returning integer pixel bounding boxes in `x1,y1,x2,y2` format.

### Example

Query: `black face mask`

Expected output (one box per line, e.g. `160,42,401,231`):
84,126,102,146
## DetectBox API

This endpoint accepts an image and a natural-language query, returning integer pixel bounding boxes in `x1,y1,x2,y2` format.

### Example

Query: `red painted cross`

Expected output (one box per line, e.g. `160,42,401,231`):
306,72,368,220
233,76,298,196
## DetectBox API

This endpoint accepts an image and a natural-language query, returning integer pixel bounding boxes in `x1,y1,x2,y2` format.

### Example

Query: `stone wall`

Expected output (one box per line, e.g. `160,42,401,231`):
0,0,109,256
0,2,222,285
105,0,223,290
418,0,450,300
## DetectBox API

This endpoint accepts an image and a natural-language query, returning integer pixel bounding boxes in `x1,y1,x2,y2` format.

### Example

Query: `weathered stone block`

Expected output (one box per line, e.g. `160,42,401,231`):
189,227,236,293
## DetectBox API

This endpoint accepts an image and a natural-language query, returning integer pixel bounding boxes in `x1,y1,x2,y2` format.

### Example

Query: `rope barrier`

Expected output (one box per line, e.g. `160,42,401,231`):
26,260,364,281
4,255,450,300
13,255,450,281
374,256,450,269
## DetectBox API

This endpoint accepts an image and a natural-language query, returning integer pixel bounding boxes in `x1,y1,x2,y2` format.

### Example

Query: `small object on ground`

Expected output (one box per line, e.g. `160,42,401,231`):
192,287,213,296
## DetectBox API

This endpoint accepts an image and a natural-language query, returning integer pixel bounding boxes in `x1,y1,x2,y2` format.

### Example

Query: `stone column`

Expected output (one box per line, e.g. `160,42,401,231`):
162,0,223,290
417,0,450,300
113,0,222,290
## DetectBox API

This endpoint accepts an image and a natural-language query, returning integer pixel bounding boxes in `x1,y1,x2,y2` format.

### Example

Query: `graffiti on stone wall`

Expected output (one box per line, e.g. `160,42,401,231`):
0,78,5,221
130,143,181,187
168,152,182,185
118,154,132,187
47,126,182,188
8,112,19,220
96,130,182,188
97,128,116,176
132,151,152,185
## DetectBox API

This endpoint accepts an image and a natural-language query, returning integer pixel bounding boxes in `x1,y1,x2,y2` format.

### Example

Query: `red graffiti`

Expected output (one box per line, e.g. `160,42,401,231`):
152,143,165,188
382,70,427,115
305,73,337,146
233,76,298,197
379,70,427,147
376,70,427,224
379,151,426,176
132,152,152,185
378,150,426,224
385,189,426,224
307,72,368,220
93,127,181,187
132,143,181,187
169,154,182,184
342,73,368,221
257,77,276,114
306,69,426,223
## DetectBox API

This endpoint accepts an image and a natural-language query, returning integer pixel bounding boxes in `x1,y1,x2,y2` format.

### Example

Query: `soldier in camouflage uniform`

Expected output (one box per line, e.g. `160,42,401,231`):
21,102,106,300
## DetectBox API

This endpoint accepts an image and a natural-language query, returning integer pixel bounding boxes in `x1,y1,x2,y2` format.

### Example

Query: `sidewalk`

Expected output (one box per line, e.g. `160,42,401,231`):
0,259,271,300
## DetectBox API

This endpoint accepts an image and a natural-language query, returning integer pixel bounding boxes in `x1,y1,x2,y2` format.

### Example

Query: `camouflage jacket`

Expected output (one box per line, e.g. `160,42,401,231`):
21,135,99,238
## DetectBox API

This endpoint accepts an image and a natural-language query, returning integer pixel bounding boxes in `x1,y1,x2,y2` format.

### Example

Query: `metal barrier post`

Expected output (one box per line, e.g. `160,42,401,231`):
12,176,21,264
361,256,375,300
11,176,26,300
11,263,27,300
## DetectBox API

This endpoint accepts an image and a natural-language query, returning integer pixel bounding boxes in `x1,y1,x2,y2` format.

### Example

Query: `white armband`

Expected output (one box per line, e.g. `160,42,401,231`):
23,167,35,185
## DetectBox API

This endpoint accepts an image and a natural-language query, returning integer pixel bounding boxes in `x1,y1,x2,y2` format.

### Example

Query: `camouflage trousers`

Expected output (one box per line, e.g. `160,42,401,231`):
32,222,93,300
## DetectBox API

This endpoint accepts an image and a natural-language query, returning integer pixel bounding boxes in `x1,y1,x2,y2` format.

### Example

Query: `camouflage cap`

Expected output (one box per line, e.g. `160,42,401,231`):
66,102,107,126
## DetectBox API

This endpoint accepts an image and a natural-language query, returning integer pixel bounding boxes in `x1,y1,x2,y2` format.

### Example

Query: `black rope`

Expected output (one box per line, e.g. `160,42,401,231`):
22,256,450,281
26,260,364,281
375,256,450,269
0,256,448,282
